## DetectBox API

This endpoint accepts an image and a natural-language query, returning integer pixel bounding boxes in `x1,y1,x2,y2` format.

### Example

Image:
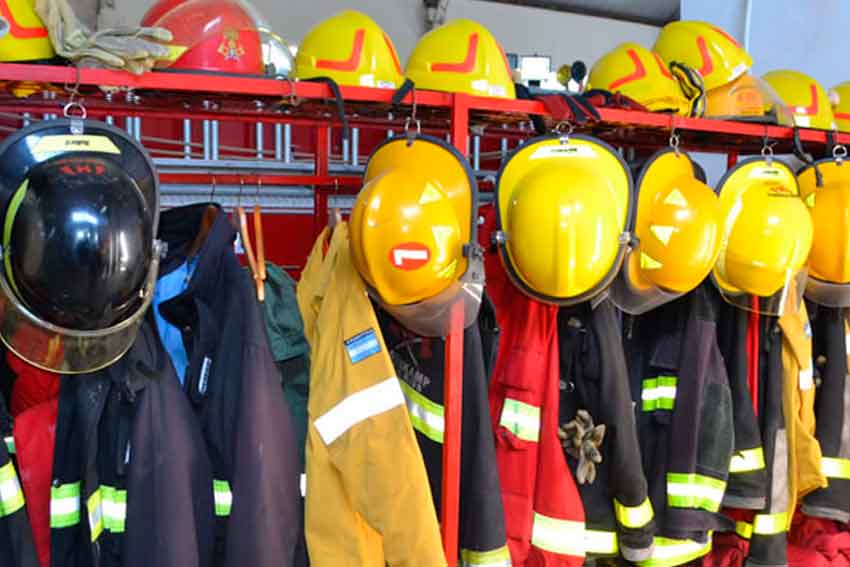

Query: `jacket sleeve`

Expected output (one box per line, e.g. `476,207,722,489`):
458,323,511,565
593,299,656,561
313,249,445,567
660,288,735,542
225,294,302,567
715,296,769,510
0,391,39,567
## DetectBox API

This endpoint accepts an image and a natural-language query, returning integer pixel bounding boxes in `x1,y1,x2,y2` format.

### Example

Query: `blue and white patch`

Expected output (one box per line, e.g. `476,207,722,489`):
344,329,381,364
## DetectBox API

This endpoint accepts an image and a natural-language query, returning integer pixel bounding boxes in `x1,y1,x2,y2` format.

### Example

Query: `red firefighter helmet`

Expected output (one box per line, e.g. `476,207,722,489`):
143,0,264,74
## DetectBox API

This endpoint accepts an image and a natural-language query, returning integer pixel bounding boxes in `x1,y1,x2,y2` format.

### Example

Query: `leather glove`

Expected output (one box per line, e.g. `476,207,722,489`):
36,0,173,74
559,409,605,485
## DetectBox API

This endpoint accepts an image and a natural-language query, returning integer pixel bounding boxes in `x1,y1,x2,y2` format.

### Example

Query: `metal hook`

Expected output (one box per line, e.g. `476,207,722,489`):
834,142,848,164
554,121,575,143
209,176,217,202
669,129,681,156
761,127,775,165
283,76,299,107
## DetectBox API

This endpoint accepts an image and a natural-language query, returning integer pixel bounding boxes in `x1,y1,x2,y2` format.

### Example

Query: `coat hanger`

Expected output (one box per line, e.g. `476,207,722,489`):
236,178,264,302
253,179,267,292
327,178,343,237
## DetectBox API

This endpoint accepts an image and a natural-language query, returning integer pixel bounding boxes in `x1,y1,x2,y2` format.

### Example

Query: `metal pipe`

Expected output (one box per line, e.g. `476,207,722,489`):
134,117,142,141
211,120,219,160
342,135,349,163
125,116,134,138
256,122,264,160
472,135,481,170
284,123,292,163
202,120,211,161
743,0,753,52
274,123,283,161
352,127,360,166
183,119,192,159
500,137,508,161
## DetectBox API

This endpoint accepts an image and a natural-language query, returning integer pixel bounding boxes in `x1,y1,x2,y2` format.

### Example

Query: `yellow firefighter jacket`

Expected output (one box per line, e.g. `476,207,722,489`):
779,292,827,528
297,223,446,567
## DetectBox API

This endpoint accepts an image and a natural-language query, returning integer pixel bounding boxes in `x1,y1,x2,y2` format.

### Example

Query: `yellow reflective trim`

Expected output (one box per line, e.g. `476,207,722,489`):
530,511,585,556
753,512,788,535
399,380,445,444
460,545,512,567
584,529,619,555
87,489,103,542
614,497,654,529
500,398,541,442
735,521,753,540
0,461,24,517
639,534,712,567
821,457,850,480
729,447,766,473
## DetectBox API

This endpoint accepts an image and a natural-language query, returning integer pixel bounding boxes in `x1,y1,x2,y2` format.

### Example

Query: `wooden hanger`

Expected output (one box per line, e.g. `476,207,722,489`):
236,178,265,302
253,179,267,291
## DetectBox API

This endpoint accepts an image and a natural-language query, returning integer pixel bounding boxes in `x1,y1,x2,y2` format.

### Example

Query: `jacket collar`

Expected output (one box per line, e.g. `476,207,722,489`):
158,203,236,295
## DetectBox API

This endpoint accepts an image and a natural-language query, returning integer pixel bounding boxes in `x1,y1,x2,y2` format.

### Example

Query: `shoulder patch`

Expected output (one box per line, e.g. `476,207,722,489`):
345,329,381,364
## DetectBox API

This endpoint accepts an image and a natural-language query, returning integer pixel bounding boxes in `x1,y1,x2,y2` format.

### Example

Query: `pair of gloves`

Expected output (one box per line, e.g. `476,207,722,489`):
35,0,175,74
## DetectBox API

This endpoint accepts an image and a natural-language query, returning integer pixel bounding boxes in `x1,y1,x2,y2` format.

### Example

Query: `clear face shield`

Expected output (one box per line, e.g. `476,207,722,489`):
608,251,685,315
374,254,485,338
0,247,162,374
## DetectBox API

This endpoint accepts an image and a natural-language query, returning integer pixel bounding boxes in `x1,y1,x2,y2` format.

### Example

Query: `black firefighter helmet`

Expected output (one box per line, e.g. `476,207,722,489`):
0,118,161,373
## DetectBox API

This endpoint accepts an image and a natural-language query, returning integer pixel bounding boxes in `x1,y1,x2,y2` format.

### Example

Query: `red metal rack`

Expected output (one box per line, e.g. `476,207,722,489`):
0,63,847,564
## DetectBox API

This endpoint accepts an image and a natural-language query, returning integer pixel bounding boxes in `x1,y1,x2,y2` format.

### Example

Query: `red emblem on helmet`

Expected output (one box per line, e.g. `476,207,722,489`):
389,242,431,270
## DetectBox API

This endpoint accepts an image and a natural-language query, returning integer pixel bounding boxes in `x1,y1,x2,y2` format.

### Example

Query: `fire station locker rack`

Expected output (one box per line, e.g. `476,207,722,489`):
0,62,848,564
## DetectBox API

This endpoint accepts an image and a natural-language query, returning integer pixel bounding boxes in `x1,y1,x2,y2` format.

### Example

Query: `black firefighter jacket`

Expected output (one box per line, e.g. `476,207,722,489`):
624,284,735,566
558,298,656,562
155,203,301,567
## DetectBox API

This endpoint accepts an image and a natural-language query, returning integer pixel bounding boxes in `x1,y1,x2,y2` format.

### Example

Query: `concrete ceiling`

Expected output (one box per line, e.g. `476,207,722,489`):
476,0,680,26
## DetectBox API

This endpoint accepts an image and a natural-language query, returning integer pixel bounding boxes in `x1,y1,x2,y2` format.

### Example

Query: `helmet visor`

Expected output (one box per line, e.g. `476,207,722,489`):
713,267,807,316
374,256,484,338
608,249,684,315
706,74,794,126
0,242,163,374
804,277,850,308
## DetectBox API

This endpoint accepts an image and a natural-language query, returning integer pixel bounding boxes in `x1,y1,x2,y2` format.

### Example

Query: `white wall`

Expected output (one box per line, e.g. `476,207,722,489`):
101,0,659,70
680,0,850,185
681,0,850,88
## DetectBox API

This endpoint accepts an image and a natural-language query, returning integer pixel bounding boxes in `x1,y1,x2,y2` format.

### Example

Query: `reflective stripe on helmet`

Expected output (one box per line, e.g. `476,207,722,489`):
821,456,850,480
460,545,512,567
50,481,81,528
0,460,24,517
666,472,726,512
641,535,712,567
530,511,585,556
584,529,619,555
499,398,541,442
614,496,654,529
399,379,444,443
753,512,787,535
641,375,678,411
729,447,766,473
214,479,233,517
3,177,29,299
313,376,405,445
